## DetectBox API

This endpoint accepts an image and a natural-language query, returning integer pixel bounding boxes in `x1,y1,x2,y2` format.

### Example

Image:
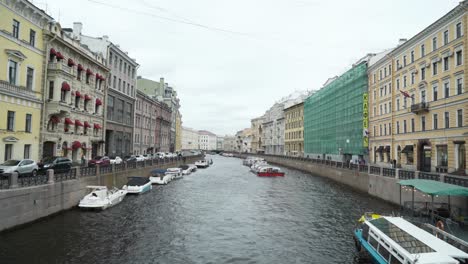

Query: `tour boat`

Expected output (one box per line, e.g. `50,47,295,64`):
149,169,172,185
166,167,183,179
78,186,127,210
179,165,191,175
195,160,209,168
257,166,285,177
123,177,152,194
353,214,468,264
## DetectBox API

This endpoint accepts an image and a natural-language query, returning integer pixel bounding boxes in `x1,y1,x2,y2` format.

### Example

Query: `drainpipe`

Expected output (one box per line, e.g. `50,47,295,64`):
39,24,58,159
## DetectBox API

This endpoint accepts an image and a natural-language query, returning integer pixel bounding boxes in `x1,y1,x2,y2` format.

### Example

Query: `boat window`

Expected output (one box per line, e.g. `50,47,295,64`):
362,224,370,241
389,254,403,264
368,235,379,249
378,244,390,261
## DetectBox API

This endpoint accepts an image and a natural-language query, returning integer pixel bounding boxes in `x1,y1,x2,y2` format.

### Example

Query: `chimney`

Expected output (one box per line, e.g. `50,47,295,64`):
73,22,82,39
398,38,407,45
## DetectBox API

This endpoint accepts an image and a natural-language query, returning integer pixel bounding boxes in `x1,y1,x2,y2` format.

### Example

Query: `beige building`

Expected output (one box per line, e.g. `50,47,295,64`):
181,126,199,150
175,110,182,151
369,2,467,174
250,116,264,153
284,102,304,156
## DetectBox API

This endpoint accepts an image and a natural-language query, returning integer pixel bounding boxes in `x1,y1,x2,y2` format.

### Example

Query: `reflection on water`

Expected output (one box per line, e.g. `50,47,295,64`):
0,155,397,264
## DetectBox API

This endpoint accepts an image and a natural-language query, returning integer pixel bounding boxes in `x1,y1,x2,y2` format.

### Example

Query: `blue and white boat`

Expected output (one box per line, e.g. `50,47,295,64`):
123,177,152,194
354,214,468,264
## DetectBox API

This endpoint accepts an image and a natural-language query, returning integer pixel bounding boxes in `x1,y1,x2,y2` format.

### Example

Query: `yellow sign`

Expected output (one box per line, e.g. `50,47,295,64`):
363,93,369,147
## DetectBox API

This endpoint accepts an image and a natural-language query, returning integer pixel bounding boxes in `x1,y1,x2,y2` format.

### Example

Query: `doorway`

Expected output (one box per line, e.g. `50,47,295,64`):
419,140,431,172
43,141,55,158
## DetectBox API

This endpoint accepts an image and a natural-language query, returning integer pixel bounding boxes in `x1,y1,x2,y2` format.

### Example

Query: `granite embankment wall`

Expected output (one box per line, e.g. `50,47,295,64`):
0,156,201,232
240,154,468,213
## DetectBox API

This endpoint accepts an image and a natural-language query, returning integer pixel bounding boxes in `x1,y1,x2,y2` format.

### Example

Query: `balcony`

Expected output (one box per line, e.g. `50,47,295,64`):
0,80,39,101
45,100,71,117
411,102,429,114
48,62,74,76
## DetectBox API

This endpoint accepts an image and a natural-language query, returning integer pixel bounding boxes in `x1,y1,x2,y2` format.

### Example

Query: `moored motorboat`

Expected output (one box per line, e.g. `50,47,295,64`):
251,161,268,172
179,165,191,175
353,213,468,264
149,169,171,185
123,177,152,194
257,166,285,177
78,186,127,210
188,164,197,173
195,160,209,168
166,167,183,179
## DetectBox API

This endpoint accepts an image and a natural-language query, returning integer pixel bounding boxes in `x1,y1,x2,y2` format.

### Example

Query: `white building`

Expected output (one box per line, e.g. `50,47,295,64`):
223,136,236,152
182,126,200,150
198,130,217,150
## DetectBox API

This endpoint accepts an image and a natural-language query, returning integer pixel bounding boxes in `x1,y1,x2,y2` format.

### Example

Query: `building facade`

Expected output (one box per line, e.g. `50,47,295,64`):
369,2,467,174
284,102,304,156
0,0,52,163
175,110,182,151
235,128,253,153
262,103,286,155
154,100,171,153
41,23,108,163
72,22,138,158
216,136,224,151
250,116,264,153
198,130,217,150
304,56,372,162
181,126,199,150
222,136,236,152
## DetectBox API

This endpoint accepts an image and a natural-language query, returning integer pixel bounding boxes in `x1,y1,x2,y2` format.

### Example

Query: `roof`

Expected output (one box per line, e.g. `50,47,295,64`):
398,179,468,196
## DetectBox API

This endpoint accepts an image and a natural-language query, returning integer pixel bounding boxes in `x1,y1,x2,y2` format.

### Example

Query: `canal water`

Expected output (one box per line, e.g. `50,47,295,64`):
0,155,397,264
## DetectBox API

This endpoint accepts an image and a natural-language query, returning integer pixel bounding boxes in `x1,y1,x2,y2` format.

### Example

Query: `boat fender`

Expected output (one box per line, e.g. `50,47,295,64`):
353,235,361,252
436,220,444,231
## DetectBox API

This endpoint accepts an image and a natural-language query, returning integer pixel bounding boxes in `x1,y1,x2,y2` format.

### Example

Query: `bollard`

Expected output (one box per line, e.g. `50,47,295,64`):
415,171,420,179
9,172,18,189
395,168,400,179
47,169,55,184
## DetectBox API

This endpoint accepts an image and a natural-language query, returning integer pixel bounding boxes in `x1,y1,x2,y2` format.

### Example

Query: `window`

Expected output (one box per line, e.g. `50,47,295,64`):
25,114,32,133
421,116,426,131
29,29,36,46
8,60,18,85
127,83,130,95
411,51,414,63
380,70,382,79
4,144,13,161
433,85,438,101
432,37,437,51
384,124,387,135
123,81,126,93
132,68,135,78
384,104,387,114
373,73,376,83
403,120,407,133
124,62,127,74
48,81,54,100
109,53,113,65
444,30,449,45
61,88,67,102
128,66,131,77
396,60,400,69
380,105,382,115
444,82,450,98
411,118,415,132
396,79,400,90
433,114,438,129
24,144,31,159
403,55,407,66
396,99,400,110
456,77,463,94
456,50,462,66
12,19,20,38
437,145,448,167
119,59,122,71
75,95,80,108
421,67,426,80
407,149,414,164
445,112,450,128
457,109,463,127
396,121,400,134
118,78,121,91
421,90,426,103
113,76,117,88
403,97,407,109
421,44,425,57
403,76,407,87
443,57,449,71
107,95,114,120
432,62,438,75
411,72,415,84
26,67,34,90
411,94,415,105
380,125,382,136
131,86,134,96
7,111,15,131
456,22,462,38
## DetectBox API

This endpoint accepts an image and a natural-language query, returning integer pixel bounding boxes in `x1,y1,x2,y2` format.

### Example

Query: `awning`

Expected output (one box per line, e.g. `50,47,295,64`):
84,94,91,101
50,48,57,56
401,145,414,153
84,121,91,128
64,118,73,125
384,146,391,152
67,58,75,67
86,68,93,75
94,123,102,129
399,179,468,196
77,64,84,71
95,73,101,80
72,141,81,150
376,146,384,153
75,91,81,97
61,82,70,91
75,120,83,126
95,98,102,106
56,52,64,60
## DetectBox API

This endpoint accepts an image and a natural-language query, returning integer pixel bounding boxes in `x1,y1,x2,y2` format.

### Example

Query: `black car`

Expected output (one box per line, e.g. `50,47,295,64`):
39,157,72,174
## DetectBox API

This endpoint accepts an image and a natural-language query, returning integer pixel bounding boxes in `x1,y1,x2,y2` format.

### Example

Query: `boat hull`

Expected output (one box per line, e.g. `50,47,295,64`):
257,172,285,177
353,229,387,264
126,182,152,194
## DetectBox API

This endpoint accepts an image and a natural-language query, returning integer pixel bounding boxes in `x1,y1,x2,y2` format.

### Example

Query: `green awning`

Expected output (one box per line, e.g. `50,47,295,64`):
398,179,468,196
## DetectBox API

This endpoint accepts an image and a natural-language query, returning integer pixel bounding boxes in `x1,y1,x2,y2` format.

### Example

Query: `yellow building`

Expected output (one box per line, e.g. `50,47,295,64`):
369,2,467,174
175,110,182,152
250,116,264,153
284,102,304,156
0,1,53,162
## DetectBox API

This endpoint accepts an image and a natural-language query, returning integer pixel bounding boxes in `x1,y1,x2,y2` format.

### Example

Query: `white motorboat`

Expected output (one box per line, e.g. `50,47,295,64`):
166,167,182,179
78,186,127,210
123,177,152,194
251,161,268,172
179,165,191,175
188,164,197,173
149,169,172,185
195,160,208,168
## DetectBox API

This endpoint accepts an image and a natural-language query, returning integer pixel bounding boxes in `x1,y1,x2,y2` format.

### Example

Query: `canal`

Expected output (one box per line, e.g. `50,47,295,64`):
0,155,397,264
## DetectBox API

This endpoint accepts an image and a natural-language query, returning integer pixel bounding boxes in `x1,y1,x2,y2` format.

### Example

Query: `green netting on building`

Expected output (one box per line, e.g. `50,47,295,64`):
304,62,368,156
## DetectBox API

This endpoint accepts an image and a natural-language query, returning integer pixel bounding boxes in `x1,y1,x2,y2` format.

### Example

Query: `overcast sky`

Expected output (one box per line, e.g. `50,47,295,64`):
40,0,460,135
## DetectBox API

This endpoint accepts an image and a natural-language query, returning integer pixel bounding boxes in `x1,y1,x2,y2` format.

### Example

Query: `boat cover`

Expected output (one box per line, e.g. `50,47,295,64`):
179,165,189,170
127,177,150,186
150,169,167,175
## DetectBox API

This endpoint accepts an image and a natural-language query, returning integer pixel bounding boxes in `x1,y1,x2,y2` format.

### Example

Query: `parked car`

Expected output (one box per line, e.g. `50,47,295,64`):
0,159,39,177
124,155,137,162
38,157,72,174
110,156,123,165
135,155,145,162
88,156,110,167
142,155,151,161
156,152,165,159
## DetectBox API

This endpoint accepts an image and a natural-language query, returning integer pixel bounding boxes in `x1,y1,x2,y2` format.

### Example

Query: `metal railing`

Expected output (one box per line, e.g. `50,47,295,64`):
419,172,440,181
54,168,77,182
444,175,468,187
370,166,381,175
99,165,112,174
18,174,48,187
0,176,9,189
115,163,125,172
80,166,96,177
382,168,396,178
398,170,415,180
